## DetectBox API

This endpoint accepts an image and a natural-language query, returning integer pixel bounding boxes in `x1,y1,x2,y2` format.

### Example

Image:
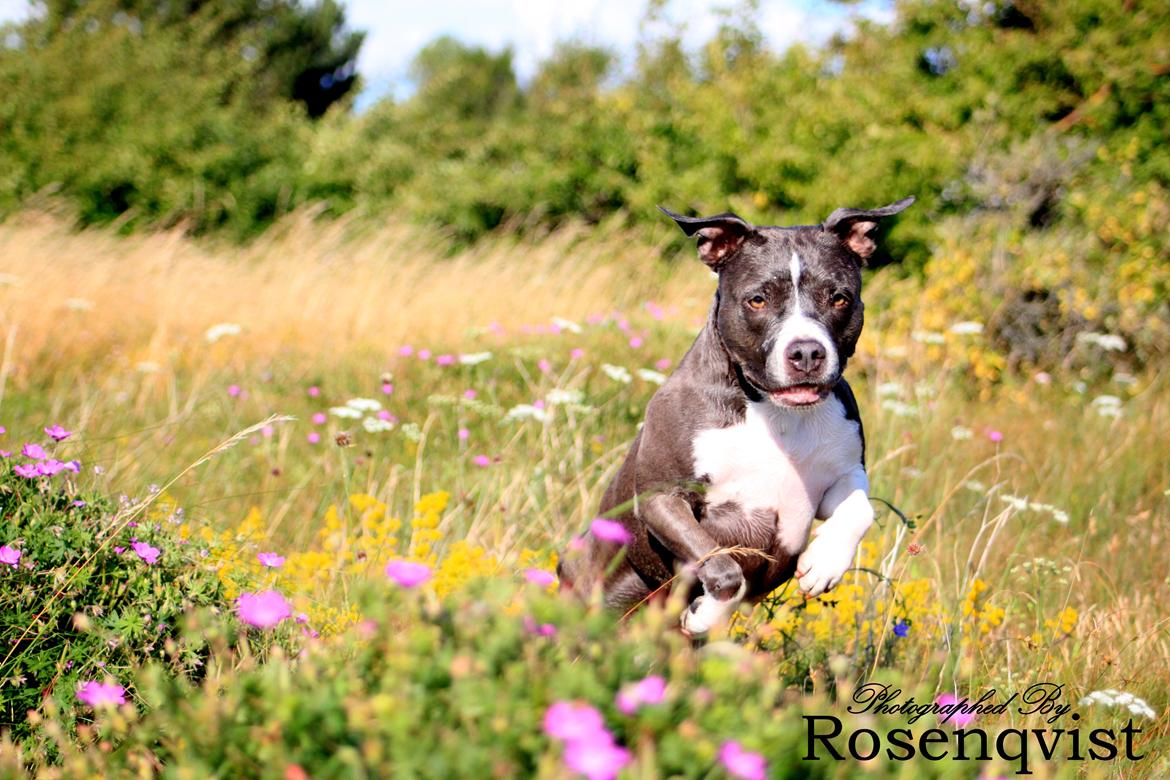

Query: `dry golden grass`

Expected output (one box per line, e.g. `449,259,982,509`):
0,212,712,380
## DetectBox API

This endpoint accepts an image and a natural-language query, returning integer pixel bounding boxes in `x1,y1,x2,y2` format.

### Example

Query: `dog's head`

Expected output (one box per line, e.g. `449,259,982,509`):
662,197,914,408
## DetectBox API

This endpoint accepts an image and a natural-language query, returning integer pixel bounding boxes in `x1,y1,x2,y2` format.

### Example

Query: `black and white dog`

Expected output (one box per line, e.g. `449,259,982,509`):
558,197,914,634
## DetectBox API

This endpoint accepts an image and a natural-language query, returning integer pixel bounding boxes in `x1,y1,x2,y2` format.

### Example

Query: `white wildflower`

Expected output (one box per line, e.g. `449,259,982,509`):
458,351,493,365
1001,494,1030,511
346,398,382,412
636,368,667,385
1076,332,1127,352
1092,395,1123,418
951,425,974,440
329,406,363,419
963,480,987,492
1079,690,1157,720
876,382,904,398
361,417,394,433
399,422,422,442
880,399,919,417
551,317,583,334
911,330,946,345
601,364,632,384
949,321,984,335
546,389,584,406
505,404,549,423
205,322,243,343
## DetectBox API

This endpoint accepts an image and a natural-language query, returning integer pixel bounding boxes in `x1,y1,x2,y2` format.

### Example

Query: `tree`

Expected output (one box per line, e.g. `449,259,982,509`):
30,0,364,117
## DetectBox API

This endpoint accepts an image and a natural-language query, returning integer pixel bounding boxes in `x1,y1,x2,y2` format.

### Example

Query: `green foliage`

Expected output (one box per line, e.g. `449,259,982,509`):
0,459,227,741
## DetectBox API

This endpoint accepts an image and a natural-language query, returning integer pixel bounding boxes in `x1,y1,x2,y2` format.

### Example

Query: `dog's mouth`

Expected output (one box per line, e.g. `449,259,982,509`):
768,383,833,408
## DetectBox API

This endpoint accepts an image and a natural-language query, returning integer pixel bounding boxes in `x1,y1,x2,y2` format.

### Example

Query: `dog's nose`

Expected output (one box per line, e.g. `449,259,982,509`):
785,340,825,375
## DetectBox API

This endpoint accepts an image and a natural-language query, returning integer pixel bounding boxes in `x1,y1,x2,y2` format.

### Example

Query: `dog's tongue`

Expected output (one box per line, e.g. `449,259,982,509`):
772,385,824,406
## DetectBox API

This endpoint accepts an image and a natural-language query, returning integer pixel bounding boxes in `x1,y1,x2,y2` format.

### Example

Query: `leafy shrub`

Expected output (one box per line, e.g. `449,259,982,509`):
0,431,229,741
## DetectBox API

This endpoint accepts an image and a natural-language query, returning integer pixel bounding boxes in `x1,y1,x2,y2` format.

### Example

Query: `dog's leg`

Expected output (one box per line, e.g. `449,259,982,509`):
639,493,746,635
796,464,874,597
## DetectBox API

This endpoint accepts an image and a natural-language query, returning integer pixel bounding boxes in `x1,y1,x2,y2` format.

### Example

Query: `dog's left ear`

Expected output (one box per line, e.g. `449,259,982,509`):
823,196,915,259
659,206,754,270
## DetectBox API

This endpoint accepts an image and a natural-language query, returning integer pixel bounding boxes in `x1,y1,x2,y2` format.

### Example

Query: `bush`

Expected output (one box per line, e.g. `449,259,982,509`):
0,428,229,742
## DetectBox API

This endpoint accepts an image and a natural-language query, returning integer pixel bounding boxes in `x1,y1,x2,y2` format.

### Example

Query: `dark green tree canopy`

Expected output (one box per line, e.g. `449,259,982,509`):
32,0,364,117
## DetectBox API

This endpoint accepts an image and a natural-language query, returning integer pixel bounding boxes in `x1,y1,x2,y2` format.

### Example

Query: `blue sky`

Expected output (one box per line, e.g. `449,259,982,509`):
0,0,893,106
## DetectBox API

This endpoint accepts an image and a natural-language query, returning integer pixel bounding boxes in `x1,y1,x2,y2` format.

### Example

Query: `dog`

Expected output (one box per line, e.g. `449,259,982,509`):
557,197,914,635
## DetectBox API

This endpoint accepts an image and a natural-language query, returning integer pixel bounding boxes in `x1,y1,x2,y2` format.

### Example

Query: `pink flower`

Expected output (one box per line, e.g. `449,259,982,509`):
36,459,67,476
935,693,977,727
590,518,632,545
382,382,394,394
472,454,491,467
655,358,672,371
629,336,643,348
236,590,292,628
570,348,585,360
645,301,665,320
44,425,71,441
538,359,552,374
988,429,1003,443
719,741,767,780
463,389,477,399
563,733,630,780
615,675,667,714
21,443,46,459
523,615,558,636
14,463,39,478
76,680,126,708
307,385,321,397
398,345,414,357
0,545,21,567
458,428,470,441
543,701,606,743
418,349,432,361
261,425,275,438
311,412,328,425
257,552,285,568
307,432,321,444
385,560,432,588
436,354,456,366
131,541,161,564
377,410,395,422
524,568,556,586
227,384,242,397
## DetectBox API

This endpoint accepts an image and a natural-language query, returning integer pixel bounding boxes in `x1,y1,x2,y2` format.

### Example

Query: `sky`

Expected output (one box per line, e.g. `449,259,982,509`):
0,0,893,106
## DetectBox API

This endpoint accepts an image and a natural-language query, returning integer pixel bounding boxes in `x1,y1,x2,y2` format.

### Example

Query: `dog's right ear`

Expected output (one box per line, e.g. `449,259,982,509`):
659,206,753,270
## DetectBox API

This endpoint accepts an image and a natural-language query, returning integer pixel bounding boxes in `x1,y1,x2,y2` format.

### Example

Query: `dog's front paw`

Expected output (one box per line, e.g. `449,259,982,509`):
795,533,858,597
680,583,747,636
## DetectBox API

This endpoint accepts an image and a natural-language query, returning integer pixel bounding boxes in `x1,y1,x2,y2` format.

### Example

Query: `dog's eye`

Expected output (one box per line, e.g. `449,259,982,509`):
747,295,766,310
831,293,851,309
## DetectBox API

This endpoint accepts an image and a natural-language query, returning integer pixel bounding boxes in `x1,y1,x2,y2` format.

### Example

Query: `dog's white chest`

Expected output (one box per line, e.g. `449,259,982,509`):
691,398,861,551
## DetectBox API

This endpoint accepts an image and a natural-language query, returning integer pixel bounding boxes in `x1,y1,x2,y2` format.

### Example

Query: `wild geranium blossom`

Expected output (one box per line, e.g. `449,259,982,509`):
543,701,606,743
76,680,127,708
13,463,39,478
256,552,285,568
719,741,768,780
21,443,46,459
0,545,21,567
44,425,71,441
236,590,292,628
131,541,161,565
935,693,977,727
563,733,630,780
616,675,667,714
544,702,629,780
385,560,432,588
590,518,632,545
524,568,556,586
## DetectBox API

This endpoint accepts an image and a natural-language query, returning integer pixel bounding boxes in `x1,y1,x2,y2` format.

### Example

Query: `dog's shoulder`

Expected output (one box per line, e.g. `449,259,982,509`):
830,378,865,466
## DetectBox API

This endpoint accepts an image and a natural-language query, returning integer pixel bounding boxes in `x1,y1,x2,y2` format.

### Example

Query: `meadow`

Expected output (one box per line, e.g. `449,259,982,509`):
0,211,1167,778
